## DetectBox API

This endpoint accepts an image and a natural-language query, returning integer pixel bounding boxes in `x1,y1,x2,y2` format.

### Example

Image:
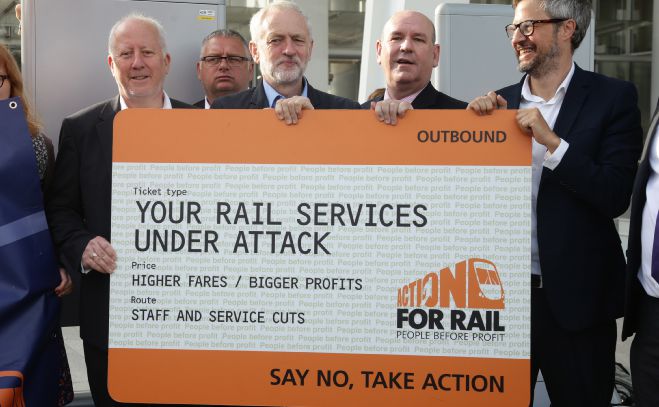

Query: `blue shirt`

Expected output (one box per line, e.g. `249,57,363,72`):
262,78,309,107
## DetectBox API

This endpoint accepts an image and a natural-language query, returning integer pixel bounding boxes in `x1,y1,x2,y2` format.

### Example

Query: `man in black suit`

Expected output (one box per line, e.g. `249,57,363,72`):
468,0,642,405
195,29,254,109
622,99,659,407
46,13,193,406
211,1,360,123
362,10,466,125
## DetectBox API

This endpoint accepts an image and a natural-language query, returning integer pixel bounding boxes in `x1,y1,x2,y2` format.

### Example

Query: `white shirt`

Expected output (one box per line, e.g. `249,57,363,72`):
639,119,659,297
519,63,575,276
119,91,173,110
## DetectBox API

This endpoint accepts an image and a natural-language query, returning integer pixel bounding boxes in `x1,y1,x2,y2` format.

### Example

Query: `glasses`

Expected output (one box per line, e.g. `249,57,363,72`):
505,19,568,39
0,75,8,88
200,55,250,67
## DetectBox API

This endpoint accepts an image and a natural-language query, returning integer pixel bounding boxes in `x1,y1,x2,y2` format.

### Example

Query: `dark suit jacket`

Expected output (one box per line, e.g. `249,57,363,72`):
622,99,659,340
498,65,642,331
193,99,206,109
360,82,467,109
211,79,360,109
45,96,194,349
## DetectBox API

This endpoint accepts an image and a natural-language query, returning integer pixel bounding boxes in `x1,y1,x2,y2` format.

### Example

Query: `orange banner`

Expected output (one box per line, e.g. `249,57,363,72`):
109,109,531,406
109,349,528,406
113,109,529,166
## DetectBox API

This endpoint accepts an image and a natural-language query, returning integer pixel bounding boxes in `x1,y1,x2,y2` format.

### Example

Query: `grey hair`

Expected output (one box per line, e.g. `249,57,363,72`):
249,1,313,44
513,0,591,51
108,13,168,55
200,29,251,59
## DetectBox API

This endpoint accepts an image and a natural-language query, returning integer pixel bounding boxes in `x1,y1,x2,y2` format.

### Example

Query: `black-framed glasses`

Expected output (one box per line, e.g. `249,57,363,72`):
505,18,568,39
0,75,8,88
200,55,250,67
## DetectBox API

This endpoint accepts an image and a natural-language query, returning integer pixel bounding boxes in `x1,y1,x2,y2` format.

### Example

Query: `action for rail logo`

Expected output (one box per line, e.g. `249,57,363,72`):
396,257,506,342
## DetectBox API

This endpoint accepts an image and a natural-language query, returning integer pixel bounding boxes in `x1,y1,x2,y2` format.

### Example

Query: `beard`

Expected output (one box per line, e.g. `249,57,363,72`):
262,56,306,85
517,38,561,77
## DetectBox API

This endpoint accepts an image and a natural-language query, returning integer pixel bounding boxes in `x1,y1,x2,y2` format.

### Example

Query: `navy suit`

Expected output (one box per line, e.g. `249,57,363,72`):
212,79,360,109
361,82,467,109
498,65,642,406
622,99,659,407
45,96,195,406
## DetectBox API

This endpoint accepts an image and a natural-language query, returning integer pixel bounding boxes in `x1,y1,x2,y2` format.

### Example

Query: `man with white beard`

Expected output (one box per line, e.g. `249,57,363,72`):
211,1,359,123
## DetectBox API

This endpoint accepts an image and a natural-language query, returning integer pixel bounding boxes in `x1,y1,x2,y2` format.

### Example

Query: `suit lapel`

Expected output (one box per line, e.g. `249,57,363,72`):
97,97,119,174
307,83,324,107
552,65,590,142
411,83,435,109
634,101,659,197
640,99,659,161
629,100,659,254
501,79,523,109
250,80,269,108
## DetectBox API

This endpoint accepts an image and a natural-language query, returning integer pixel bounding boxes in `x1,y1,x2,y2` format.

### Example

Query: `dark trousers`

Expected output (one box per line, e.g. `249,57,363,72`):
85,342,199,407
630,292,659,407
530,287,616,407
83,341,244,406
84,341,154,407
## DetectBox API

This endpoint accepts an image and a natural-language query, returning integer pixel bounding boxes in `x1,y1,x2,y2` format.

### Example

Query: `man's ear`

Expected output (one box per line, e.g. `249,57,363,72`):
561,19,577,44
433,44,440,68
376,40,382,65
249,41,260,64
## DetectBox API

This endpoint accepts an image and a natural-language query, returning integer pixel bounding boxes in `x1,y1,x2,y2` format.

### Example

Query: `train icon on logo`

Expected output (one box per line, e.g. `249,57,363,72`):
398,258,505,310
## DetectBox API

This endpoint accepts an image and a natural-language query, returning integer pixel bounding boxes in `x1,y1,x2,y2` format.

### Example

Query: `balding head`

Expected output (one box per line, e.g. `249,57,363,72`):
381,10,435,43
377,10,439,99
107,14,171,108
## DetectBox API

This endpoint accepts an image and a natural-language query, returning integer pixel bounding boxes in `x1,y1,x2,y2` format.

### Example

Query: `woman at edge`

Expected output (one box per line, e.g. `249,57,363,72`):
0,43,74,406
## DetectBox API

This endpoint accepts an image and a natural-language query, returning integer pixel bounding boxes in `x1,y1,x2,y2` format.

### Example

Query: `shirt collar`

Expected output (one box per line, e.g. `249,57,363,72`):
262,78,308,107
521,62,575,104
204,97,211,110
119,91,172,110
383,86,424,104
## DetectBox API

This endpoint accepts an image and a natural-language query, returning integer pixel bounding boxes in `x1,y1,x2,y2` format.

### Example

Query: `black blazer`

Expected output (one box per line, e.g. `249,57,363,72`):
193,99,206,109
45,96,195,349
622,99,659,340
360,82,467,109
211,79,360,109
498,65,643,331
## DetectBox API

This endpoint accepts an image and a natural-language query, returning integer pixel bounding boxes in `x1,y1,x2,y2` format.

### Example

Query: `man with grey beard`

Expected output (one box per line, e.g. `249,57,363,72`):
468,0,641,406
212,1,359,123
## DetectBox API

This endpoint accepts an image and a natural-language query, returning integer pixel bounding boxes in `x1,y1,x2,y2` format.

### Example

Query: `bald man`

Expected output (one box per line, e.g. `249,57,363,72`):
364,10,466,124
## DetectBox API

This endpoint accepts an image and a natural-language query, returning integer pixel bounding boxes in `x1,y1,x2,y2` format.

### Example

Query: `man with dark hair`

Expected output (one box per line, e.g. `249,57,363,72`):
363,10,466,125
468,0,642,405
212,1,359,123
46,13,193,406
195,29,254,108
